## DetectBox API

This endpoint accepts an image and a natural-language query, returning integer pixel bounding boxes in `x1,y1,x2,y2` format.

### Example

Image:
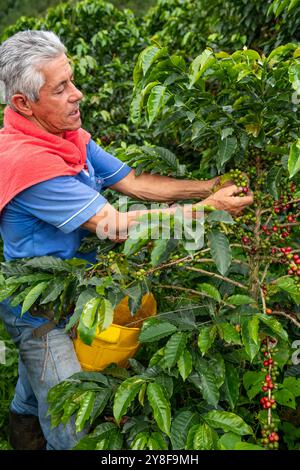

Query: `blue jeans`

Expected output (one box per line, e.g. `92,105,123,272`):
0,304,87,450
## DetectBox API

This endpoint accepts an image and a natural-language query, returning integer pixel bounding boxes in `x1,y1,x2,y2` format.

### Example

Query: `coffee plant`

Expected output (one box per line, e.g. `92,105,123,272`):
1,0,300,451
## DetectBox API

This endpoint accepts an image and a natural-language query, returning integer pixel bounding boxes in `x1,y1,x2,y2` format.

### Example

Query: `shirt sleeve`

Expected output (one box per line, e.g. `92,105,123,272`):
13,176,107,234
87,139,132,188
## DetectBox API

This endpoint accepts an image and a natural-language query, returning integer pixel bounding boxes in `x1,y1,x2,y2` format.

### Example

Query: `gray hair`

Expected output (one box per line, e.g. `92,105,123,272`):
0,30,66,107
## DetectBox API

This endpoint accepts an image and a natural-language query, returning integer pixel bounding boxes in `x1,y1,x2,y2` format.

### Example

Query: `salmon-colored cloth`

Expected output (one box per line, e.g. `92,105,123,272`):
0,106,90,212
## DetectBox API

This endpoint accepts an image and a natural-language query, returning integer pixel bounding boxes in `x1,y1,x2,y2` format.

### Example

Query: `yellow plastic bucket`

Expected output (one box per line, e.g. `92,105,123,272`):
73,293,156,371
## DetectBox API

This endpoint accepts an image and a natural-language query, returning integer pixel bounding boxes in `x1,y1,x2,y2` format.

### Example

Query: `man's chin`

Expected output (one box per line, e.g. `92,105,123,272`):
67,117,82,130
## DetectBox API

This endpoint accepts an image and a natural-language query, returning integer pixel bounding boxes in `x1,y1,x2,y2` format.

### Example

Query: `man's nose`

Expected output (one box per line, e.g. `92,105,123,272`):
69,82,83,101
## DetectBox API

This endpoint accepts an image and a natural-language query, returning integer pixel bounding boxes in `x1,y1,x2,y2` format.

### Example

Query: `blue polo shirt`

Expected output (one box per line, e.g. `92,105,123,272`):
0,139,131,326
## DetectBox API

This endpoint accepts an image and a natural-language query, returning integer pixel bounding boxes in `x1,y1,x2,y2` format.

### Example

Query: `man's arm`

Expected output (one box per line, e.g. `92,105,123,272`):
81,185,253,238
109,169,219,202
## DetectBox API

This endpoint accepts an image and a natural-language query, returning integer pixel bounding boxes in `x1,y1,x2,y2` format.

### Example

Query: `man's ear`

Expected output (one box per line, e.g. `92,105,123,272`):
10,94,34,117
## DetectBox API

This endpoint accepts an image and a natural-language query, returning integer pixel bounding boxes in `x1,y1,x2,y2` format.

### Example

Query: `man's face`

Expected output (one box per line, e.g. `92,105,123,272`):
28,54,83,136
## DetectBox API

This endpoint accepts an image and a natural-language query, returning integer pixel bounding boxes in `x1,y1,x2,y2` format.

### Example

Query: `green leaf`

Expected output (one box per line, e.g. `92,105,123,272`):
185,424,199,450
131,82,161,124
91,422,116,439
241,317,260,361
203,410,252,435
209,354,226,389
77,297,101,346
198,325,217,355
147,85,168,126
248,315,259,344
130,90,144,124
209,230,232,275
75,391,95,433
40,280,65,304
227,295,255,305
151,239,175,267
82,298,100,328
194,359,220,407
6,273,53,285
142,146,185,174
186,423,219,450
275,276,300,304
24,256,72,272
243,371,265,400
265,166,284,200
274,389,296,409
207,210,234,224
130,432,149,450
282,377,300,397
65,289,96,331
218,322,242,345
126,284,143,316
148,432,168,450
177,349,193,381
235,442,265,450
275,276,300,296
218,432,241,450
189,49,214,86
113,377,145,423
288,139,300,178
139,320,177,343
267,44,297,63
259,315,288,342
141,46,168,76
9,286,33,307
90,388,111,423
147,382,171,436
218,137,237,168
124,223,150,256
97,298,114,331
171,411,199,450
164,332,187,369
21,282,49,314
61,401,79,426
197,283,221,302
223,363,239,409
0,284,19,302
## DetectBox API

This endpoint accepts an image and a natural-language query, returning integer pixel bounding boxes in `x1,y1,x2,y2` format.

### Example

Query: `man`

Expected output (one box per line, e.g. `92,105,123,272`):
0,30,253,450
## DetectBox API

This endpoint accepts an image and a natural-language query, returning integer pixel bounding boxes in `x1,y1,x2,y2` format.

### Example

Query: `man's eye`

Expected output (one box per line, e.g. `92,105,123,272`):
55,89,64,94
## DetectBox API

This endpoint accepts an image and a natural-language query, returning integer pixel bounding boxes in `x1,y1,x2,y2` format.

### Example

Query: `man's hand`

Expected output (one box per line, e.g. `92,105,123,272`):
211,172,250,193
198,184,254,215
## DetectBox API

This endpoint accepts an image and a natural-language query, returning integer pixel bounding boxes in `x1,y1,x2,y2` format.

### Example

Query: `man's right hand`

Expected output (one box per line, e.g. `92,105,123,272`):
199,184,254,216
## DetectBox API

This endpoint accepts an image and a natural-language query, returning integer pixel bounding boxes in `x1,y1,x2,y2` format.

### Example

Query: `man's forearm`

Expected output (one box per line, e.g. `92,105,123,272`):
81,202,179,237
110,171,215,202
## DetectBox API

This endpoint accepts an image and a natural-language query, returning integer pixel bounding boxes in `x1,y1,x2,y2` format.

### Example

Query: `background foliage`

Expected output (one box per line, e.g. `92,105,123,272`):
0,0,300,451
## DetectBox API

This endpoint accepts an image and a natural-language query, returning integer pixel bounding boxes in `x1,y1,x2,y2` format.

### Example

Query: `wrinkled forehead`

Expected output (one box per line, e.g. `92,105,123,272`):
39,54,73,89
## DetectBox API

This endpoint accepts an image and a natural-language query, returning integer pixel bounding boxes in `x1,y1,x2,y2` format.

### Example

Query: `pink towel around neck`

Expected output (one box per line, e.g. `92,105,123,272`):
0,106,90,212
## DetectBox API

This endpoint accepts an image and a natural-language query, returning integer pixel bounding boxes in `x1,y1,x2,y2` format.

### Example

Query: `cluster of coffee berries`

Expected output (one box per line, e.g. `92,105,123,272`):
261,223,291,242
287,252,300,278
272,182,297,213
134,268,147,281
260,338,280,449
107,250,116,262
270,247,300,286
229,169,250,196
98,250,117,266
261,424,280,449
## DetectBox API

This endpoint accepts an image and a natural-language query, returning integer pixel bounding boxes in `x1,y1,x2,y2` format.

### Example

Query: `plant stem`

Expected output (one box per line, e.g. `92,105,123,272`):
186,266,247,290
159,283,235,307
272,310,300,329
